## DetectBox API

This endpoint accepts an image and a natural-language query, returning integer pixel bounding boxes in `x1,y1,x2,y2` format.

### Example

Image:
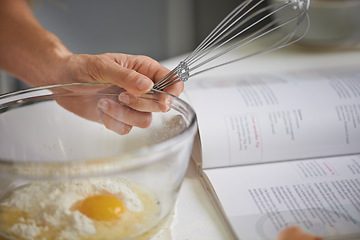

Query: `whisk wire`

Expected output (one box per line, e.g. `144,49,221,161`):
185,0,271,69
190,0,308,73
184,0,265,65
190,14,309,79
188,3,285,72
153,0,309,91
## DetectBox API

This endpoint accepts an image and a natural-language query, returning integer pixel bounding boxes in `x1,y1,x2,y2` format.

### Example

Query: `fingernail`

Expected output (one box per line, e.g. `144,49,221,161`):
165,98,172,112
136,78,153,91
119,93,130,105
160,97,171,112
97,99,109,111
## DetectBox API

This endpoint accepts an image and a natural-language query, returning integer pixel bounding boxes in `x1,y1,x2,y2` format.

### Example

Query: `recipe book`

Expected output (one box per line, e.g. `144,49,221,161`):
182,65,360,240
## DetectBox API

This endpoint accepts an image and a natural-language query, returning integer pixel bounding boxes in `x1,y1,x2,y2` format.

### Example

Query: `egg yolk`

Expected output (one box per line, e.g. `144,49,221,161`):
77,194,125,221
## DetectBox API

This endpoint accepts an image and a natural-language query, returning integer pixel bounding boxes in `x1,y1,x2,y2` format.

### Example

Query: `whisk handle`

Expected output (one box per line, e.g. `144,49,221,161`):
177,61,190,82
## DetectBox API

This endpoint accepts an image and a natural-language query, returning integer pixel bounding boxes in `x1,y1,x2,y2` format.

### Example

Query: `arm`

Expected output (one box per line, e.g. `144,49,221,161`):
0,0,183,95
0,0,71,87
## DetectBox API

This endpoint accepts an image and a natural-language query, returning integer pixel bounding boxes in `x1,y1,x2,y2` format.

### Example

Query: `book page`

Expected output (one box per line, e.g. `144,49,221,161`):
203,154,360,240
184,66,360,168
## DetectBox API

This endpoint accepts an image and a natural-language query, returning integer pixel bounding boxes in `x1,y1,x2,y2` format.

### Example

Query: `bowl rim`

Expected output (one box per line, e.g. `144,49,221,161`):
0,83,198,179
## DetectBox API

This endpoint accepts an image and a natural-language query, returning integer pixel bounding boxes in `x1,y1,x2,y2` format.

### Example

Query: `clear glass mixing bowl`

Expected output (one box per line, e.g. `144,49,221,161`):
0,83,197,240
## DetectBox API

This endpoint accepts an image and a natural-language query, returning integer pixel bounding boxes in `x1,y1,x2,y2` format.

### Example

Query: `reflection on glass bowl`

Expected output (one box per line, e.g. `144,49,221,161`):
0,83,197,240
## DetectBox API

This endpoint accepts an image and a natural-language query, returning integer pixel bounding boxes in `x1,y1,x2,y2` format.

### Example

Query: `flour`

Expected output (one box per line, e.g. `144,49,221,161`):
9,219,44,239
0,177,144,240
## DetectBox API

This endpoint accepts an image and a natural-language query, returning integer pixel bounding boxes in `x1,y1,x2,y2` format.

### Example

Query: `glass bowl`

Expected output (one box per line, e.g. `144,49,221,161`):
0,83,197,240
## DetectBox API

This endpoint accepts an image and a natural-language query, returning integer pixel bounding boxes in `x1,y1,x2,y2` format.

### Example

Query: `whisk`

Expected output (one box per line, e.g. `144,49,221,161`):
153,0,310,90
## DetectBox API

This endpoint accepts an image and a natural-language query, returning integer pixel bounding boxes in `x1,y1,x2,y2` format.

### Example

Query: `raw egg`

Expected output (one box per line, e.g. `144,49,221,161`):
76,194,125,221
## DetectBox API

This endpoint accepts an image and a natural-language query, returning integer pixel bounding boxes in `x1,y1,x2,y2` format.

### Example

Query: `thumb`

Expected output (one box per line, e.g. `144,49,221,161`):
92,57,154,94
114,67,154,93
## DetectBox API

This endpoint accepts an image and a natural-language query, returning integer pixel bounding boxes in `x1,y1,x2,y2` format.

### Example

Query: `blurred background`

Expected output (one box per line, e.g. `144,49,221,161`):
1,0,360,94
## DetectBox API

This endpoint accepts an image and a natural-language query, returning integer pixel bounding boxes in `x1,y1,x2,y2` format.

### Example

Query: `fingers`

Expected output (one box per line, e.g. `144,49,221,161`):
128,55,170,83
98,110,133,135
97,98,152,134
118,91,173,113
86,54,153,94
98,54,184,96
69,53,184,96
128,55,184,97
58,53,184,135
161,81,184,97
277,227,323,240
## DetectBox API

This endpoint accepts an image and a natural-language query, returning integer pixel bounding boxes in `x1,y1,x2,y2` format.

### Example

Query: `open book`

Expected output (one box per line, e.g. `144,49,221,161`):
182,65,360,240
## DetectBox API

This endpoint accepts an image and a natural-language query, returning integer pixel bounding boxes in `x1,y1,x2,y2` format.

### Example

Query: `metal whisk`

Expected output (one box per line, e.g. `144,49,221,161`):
153,0,310,90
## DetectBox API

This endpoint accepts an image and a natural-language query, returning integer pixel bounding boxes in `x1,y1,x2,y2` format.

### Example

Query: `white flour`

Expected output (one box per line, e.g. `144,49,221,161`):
1,177,144,240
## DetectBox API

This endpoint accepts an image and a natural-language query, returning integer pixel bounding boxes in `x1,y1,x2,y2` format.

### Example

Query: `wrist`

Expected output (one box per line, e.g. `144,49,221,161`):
44,35,73,86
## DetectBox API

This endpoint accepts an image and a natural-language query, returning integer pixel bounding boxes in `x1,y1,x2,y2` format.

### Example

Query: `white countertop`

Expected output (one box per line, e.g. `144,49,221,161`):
156,44,360,240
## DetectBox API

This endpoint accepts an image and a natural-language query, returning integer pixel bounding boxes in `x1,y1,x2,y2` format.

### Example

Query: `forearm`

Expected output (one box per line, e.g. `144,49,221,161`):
0,0,72,86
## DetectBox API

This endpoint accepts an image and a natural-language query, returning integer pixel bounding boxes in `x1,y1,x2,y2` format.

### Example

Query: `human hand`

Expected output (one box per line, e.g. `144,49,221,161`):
277,226,323,240
57,53,183,96
54,53,183,134
54,84,175,135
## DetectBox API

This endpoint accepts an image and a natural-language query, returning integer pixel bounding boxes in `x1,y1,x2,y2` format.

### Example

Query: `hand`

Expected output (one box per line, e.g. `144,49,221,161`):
53,53,183,135
54,84,177,135
277,226,323,240
57,53,183,96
